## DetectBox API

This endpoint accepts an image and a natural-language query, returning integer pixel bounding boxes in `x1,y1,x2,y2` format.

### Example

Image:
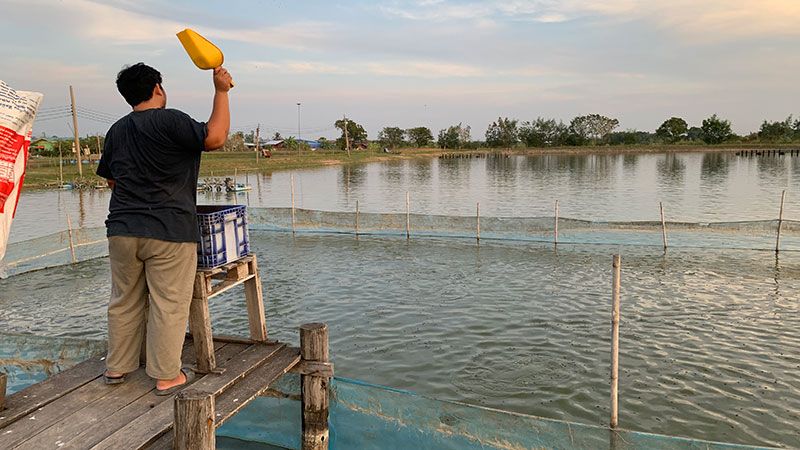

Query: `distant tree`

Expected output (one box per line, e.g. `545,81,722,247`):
406,127,433,147
567,114,619,145
608,130,656,145
656,117,688,143
686,126,704,142
317,136,337,150
378,127,406,149
701,114,733,144
223,131,246,152
244,130,255,144
334,118,367,150
759,116,794,142
485,117,519,148
437,123,470,149
519,118,568,147
272,132,282,140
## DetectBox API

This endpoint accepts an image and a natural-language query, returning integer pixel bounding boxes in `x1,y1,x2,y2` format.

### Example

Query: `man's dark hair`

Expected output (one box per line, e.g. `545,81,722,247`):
116,63,162,107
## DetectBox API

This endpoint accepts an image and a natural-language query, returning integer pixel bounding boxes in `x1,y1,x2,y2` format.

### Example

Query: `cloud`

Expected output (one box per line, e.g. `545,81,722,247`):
2,0,335,50
380,0,800,41
235,60,354,75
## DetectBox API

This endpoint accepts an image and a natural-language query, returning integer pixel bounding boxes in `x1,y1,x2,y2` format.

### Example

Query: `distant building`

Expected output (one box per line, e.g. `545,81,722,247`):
30,138,54,154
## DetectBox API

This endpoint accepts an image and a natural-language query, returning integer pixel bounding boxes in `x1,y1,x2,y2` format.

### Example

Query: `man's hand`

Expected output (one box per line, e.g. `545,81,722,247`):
213,67,233,92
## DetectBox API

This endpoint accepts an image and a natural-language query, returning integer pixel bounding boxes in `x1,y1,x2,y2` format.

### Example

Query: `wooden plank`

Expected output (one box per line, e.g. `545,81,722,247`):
190,272,216,373
0,372,6,410
207,275,255,299
0,356,105,429
57,342,241,450
147,347,300,449
244,255,267,342
13,342,208,450
90,343,284,450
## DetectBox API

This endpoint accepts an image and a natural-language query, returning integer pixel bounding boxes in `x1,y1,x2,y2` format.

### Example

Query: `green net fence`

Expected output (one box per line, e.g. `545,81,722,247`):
1,207,798,278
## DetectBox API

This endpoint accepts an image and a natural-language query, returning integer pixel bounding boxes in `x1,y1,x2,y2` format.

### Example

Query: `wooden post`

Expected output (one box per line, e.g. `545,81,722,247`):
300,323,330,450
174,389,215,450
65,213,77,264
405,191,410,240
610,254,621,429
69,85,83,177
776,190,786,253
476,202,481,242
291,174,296,234
0,371,6,411
343,115,351,157
244,256,268,342
659,202,668,252
189,273,216,373
355,200,360,235
554,200,559,245
255,124,260,162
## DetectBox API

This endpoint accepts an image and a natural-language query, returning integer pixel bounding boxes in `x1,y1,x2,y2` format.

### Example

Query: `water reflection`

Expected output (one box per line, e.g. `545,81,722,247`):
656,153,685,185
700,153,730,184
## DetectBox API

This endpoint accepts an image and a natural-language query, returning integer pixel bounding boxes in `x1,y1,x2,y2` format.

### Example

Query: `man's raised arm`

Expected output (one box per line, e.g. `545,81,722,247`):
204,67,232,151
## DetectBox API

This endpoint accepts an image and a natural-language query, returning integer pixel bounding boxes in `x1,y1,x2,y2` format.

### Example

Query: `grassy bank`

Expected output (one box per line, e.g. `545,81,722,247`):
22,143,799,189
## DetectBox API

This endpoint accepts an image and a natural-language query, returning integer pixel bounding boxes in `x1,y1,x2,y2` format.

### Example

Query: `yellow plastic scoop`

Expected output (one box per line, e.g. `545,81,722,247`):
176,28,234,87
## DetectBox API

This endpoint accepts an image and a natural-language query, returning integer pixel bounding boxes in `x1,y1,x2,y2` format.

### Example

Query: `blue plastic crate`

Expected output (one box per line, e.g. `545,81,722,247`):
196,205,250,268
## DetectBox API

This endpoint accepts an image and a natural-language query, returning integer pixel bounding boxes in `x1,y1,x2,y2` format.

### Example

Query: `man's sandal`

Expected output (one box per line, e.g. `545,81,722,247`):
155,367,196,396
103,372,126,385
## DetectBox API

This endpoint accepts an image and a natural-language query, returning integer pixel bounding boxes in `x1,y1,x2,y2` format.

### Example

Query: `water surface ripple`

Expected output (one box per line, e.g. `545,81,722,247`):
0,233,798,447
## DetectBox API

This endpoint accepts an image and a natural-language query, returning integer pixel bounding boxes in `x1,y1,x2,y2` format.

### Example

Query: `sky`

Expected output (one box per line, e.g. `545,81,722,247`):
1,0,799,139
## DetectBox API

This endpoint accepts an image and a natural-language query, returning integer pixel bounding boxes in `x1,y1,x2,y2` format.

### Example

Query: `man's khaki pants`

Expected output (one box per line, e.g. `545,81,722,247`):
106,236,197,380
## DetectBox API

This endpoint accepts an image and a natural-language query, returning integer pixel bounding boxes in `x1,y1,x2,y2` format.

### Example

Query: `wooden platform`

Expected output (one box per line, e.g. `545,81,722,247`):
0,337,300,450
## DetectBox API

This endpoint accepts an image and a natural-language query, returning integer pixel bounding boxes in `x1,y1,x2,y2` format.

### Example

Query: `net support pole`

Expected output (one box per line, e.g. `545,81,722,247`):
554,200,559,245
476,202,481,242
0,371,6,411
355,200,360,236
610,254,621,429
776,190,786,253
291,174,296,235
405,192,410,240
659,202,668,252
66,213,77,264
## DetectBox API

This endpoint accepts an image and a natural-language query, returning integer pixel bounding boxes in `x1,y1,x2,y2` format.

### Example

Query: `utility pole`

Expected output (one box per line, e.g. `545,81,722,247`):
296,102,301,155
255,124,260,162
58,140,63,186
95,134,101,165
69,85,83,177
343,115,351,157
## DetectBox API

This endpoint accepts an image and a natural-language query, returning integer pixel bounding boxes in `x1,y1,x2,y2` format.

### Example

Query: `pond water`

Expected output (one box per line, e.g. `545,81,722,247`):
0,232,798,447
2,151,800,447
9,151,800,243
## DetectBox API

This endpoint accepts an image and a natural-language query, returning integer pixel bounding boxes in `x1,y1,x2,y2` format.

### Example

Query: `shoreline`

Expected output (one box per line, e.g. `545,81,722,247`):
22,143,799,190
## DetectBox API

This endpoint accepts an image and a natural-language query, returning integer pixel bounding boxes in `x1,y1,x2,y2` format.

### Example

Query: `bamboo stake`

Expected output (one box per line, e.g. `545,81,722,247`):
405,192,410,240
355,200,360,235
554,200,559,245
0,371,6,411
66,213,77,264
476,202,481,242
291,174,296,235
776,190,786,253
300,323,330,450
659,202,668,252
610,254,621,429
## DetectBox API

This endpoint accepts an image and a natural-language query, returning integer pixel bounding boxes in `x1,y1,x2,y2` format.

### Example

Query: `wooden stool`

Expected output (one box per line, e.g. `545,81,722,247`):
189,254,267,373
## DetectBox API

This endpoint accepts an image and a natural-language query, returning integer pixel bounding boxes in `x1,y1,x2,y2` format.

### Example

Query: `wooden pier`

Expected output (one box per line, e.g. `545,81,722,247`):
0,254,332,450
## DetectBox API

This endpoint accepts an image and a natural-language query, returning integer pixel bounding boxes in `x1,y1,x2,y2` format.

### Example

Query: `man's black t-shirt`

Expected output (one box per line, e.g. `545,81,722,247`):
97,108,207,243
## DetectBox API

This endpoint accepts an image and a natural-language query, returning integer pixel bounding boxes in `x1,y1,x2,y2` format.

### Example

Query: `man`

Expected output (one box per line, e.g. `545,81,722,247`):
97,63,232,395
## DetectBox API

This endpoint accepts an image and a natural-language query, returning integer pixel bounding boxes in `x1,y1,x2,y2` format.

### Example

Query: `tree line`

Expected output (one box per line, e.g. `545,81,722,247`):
346,114,800,150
